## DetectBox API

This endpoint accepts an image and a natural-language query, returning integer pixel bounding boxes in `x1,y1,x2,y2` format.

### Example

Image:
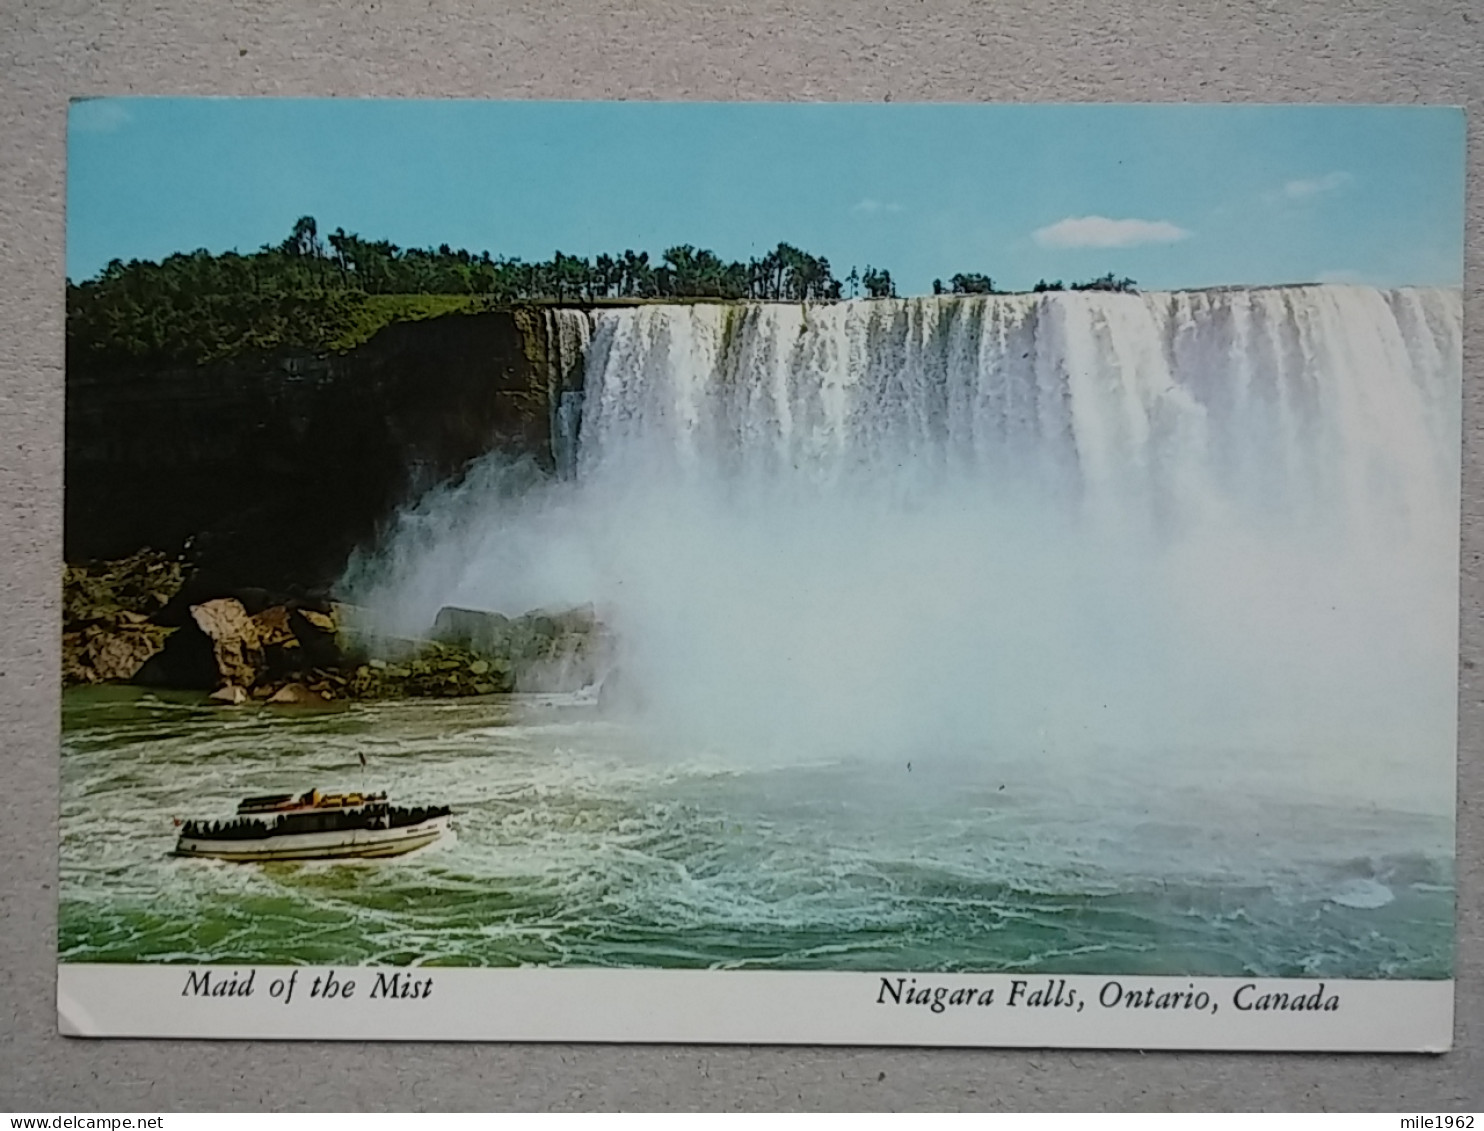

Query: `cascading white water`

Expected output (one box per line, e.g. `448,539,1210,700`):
348,287,1461,810
544,308,591,479
576,289,1458,536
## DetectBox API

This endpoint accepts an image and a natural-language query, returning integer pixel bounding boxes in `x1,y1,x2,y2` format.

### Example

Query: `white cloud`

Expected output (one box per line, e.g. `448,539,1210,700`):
851,198,903,216
70,100,132,134
1266,171,1352,203
1032,216,1192,250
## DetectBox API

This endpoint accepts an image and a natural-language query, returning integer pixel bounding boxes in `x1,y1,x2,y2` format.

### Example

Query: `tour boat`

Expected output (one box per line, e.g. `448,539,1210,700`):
173,788,452,862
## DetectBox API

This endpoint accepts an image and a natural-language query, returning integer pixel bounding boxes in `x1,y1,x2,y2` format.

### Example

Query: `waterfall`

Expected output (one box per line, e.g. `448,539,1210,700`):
544,308,592,479
350,286,1461,786
576,288,1460,543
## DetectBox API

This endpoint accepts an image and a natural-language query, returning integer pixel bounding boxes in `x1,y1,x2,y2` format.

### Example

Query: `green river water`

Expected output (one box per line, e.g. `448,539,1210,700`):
59,686,1452,976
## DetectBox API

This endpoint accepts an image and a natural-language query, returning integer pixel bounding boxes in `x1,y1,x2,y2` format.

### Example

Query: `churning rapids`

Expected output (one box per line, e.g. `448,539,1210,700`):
62,286,1460,975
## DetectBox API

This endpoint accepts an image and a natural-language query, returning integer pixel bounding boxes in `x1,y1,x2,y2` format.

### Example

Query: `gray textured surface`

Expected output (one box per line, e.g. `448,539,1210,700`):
0,0,1479,1111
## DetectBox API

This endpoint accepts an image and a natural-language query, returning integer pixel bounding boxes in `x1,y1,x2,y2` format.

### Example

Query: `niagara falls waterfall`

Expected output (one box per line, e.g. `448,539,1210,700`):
574,289,1457,535
349,287,1460,801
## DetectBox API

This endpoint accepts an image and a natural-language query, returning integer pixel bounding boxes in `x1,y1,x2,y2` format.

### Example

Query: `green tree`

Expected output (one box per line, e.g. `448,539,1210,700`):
949,272,998,295
1072,272,1138,292
68,218,875,365
861,266,894,298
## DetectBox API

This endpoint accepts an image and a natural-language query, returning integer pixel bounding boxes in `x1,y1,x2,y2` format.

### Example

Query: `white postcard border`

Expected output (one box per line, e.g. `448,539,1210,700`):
57,965,1453,1051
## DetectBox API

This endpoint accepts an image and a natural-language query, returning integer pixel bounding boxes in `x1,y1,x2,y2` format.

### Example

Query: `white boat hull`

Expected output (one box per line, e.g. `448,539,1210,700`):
174,816,450,862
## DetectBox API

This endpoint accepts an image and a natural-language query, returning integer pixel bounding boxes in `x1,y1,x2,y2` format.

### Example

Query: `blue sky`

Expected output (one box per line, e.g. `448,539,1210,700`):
67,99,1465,293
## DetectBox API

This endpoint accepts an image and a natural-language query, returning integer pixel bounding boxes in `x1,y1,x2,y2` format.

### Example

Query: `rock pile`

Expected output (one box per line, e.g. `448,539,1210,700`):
62,552,610,704
431,604,612,692
136,596,347,703
344,644,514,699
62,551,184,684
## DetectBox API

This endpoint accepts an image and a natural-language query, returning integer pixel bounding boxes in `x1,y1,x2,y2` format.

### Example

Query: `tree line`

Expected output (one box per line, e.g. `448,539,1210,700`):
67,216,1138,366
933,271,1138,295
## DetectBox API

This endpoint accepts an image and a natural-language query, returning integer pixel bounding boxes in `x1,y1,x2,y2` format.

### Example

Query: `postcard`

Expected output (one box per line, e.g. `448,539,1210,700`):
58,99,1463,1049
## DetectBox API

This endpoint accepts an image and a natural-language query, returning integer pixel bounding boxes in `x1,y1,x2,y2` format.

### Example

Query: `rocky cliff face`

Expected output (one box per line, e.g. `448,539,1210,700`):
65,308,560,588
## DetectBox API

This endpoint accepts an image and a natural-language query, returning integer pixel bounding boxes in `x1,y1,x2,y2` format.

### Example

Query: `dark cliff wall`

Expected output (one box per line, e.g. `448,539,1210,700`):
65,309,555,590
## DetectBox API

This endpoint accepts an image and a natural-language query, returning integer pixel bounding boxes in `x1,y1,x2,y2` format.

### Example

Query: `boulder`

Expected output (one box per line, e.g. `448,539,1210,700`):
61,620,172,686
85,624,167,682
432,606,513,654
267,681,327,704
190,597,264,689
298,608,335,633
429,602,611,692
290,606,343,668
252,605,297,648
208,684,248,705
526,614,559,640
255,604,322,684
